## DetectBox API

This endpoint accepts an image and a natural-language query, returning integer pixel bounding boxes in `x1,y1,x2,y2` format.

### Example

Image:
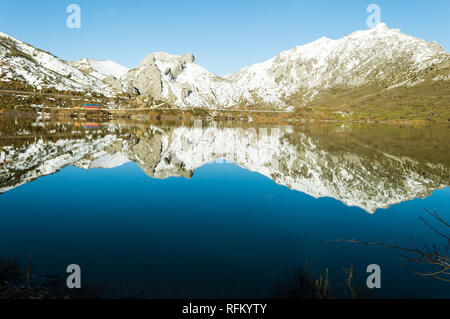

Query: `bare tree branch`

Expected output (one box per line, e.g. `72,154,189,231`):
326,209,450,283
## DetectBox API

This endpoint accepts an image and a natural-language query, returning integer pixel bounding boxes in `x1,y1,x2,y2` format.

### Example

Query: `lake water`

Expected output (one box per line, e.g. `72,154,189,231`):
0,116,449,298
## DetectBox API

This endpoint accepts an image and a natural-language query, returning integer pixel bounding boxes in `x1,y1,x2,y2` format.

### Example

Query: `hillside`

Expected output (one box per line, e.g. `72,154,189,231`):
0,24,449,121
0,32,113,96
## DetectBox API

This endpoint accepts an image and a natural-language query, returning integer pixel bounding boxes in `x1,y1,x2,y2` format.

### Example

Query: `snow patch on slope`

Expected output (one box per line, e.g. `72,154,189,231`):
70,58,129,80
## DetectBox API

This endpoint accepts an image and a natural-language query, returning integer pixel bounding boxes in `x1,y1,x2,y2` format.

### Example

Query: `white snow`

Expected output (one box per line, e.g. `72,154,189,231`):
89,152,130,169
70,58,129,80
0,31,114,96
224,23,449,107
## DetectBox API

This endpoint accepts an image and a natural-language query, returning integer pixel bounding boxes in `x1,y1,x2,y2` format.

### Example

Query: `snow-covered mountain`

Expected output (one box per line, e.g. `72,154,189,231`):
1,23,449,109
116,23,449,108
1,121,449,213
226,23,449,106
70,58,129,81
0,32,114,96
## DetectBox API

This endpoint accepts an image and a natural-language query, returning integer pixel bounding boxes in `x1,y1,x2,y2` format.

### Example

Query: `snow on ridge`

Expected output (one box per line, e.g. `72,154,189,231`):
70,58,130,80
225,23,447,106
0,31,114,96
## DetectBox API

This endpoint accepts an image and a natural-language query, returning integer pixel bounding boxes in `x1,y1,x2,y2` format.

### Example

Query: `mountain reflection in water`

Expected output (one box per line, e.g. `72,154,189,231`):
1,118,449,214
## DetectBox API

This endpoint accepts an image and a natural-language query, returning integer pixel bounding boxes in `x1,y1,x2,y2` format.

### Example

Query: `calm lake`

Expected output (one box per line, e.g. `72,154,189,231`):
0,116,449,298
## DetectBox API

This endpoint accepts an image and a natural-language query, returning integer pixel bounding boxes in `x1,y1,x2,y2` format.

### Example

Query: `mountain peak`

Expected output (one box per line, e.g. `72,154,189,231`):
313,36,332,45
139,52,196,68
349,23,401,39
373,22,389,31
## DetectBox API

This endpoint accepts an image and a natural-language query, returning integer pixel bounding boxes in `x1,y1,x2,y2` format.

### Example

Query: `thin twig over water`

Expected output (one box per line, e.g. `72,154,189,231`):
326,209,450,282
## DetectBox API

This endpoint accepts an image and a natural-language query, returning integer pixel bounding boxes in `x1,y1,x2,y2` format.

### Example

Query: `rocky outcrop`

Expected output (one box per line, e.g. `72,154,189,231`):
120,52,196,102
122,60,163,102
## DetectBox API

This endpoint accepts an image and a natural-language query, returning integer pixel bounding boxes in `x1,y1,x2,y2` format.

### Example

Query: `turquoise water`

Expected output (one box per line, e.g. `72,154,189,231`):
0,119,449,298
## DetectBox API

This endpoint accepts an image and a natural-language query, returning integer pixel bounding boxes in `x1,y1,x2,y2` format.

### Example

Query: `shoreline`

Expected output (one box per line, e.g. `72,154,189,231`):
1,106,448,127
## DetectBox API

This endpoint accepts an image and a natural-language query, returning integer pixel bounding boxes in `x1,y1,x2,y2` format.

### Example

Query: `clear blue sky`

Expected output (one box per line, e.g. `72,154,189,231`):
1,0,449,75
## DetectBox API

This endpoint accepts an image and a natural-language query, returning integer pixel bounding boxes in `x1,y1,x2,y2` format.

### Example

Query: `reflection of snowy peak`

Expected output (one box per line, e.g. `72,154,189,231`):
154,125,449,213
88,152,130,169
1,122,449,213
0,135,122,193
